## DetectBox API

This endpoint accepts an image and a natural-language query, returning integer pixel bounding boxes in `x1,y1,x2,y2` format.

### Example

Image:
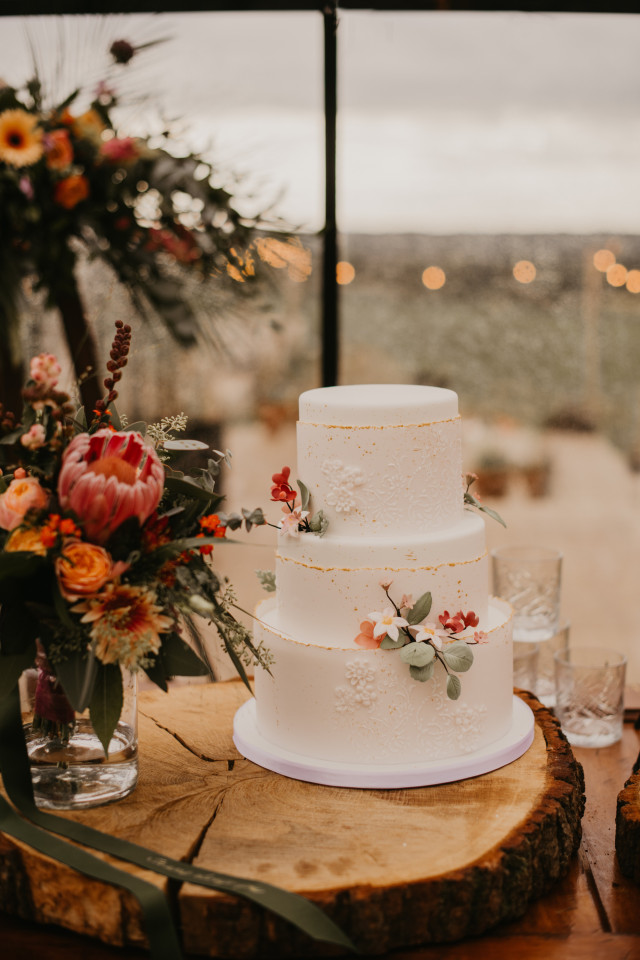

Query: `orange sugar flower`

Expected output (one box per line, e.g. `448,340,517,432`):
54,173,89,210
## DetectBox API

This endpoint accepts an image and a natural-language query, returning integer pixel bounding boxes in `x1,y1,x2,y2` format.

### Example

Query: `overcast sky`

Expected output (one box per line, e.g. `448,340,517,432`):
1,10,640,234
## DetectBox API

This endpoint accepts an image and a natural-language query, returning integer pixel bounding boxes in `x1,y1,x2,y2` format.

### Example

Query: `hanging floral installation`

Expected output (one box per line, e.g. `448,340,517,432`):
0,29,311,416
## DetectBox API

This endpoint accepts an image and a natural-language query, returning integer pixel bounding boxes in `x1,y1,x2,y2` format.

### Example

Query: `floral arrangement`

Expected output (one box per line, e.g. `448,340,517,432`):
0,321,271,752
354,582,487,699
0,34,308,415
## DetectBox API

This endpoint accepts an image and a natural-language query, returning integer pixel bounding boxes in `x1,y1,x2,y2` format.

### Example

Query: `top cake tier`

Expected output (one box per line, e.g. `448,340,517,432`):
297,384,464,537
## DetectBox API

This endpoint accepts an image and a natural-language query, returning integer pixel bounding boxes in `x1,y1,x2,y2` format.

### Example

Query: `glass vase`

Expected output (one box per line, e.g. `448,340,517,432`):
19,654,138,810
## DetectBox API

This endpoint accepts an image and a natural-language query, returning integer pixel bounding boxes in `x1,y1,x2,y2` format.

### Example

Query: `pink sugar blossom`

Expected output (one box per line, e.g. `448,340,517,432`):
473,630,489,644
400,593,414,610
379,578,394,590
57,429,164,543
278,505,308,538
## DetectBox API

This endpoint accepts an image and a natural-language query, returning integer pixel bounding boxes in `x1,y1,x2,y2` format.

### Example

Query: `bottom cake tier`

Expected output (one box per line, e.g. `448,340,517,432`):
249,596,514,768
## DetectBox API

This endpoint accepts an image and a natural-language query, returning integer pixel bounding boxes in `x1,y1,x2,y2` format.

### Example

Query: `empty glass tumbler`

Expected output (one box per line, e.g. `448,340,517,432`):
554,647,626,748
492,544,562,642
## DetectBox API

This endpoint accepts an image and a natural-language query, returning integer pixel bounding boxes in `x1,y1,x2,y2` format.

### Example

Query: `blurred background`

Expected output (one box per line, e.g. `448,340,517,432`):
2,9,640,681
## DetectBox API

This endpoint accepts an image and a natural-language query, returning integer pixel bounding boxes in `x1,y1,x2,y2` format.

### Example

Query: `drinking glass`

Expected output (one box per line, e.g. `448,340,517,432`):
492,545,562,641
554,647,626,748
533,621,570,708
513,641,539,692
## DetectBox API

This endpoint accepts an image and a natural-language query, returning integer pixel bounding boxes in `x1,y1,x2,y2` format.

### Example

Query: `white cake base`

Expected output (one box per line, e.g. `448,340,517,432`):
233,695,535,789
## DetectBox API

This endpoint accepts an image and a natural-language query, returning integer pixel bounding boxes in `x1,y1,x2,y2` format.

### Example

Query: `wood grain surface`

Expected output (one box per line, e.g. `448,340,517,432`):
0,683,585,957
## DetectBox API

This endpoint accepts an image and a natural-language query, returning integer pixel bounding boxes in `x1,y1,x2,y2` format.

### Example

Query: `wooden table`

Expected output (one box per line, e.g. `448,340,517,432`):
1,687,640,960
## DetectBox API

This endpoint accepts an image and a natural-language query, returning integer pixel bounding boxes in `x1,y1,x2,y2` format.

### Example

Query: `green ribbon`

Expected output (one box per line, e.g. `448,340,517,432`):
0,685,356,957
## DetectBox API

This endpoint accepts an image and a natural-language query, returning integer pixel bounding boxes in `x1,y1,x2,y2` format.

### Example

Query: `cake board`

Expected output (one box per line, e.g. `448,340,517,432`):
233,694,535,789
0,682,584,958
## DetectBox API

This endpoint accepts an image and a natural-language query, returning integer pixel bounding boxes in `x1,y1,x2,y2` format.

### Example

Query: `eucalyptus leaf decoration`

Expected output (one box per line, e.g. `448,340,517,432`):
357,583,489,700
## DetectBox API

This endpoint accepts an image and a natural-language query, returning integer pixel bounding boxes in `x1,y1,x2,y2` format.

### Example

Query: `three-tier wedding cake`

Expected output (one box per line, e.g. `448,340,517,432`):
233,384,534,788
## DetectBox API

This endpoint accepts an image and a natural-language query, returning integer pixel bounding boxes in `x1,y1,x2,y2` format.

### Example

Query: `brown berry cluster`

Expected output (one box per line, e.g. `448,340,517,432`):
0,403,17,436
94,321,132,419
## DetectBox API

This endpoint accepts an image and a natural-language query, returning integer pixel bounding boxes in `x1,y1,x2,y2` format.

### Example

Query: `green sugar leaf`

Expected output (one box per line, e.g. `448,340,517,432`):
297,479,310,511
379,633,406,650
409,661,435,682
442,642,474,673
447,674,462,700
400,642,435,668
406,591,432,625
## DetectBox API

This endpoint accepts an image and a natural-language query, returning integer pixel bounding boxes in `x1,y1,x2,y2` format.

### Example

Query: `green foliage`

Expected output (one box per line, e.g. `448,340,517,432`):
400,642,435,668
54,652,99,714
446,675,462,700
256,570,276,593
410,661,435,683
379,634,406,650
442,642,474,673
405,591,432,625
89,663,124,756
297,479,310,512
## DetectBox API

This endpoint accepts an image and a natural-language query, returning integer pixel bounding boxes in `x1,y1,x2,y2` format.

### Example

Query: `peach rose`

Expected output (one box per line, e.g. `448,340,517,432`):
4,526,48,555
0,476,48,531
55,538,115,601
54,173,89,210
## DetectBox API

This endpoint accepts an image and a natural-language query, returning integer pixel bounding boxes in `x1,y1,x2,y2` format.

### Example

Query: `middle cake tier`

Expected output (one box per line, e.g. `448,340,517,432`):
275,510,489,648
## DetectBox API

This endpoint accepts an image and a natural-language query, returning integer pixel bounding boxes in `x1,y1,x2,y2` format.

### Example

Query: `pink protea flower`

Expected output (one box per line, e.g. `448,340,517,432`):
57,429,164,543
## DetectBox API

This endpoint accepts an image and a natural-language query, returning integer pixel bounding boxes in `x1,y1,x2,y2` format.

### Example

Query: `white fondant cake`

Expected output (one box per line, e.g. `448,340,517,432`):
246,384,515,777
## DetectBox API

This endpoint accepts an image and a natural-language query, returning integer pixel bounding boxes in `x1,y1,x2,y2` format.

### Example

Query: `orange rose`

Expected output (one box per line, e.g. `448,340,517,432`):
55,538,115,601
4,526,48,555
54,173,89,210
0,476,48,531
45,128,73,171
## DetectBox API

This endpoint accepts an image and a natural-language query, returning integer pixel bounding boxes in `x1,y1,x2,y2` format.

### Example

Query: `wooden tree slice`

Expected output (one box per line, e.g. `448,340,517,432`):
0,684,584,957
616,770,640,882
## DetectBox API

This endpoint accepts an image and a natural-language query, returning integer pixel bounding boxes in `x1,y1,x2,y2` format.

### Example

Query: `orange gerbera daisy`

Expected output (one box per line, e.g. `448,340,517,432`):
0,109,43,167
73,582,173,670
